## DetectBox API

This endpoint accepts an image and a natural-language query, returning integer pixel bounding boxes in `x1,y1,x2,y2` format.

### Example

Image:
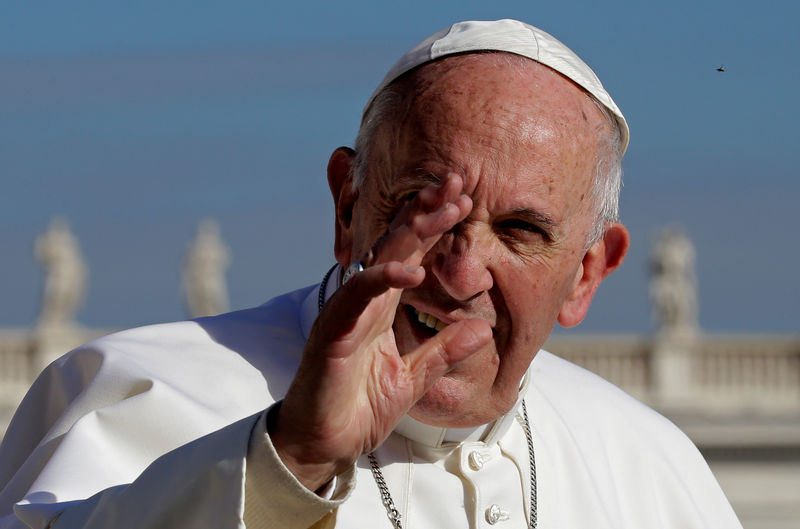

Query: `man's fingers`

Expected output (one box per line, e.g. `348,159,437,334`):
402,318,493,395
389,173,470,233
395,172,465,221
372,175,472,267
322,262,424,331
376,203,464,262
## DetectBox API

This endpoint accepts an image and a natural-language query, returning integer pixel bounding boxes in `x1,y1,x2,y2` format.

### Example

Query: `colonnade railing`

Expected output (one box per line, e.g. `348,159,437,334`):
545,333,800,411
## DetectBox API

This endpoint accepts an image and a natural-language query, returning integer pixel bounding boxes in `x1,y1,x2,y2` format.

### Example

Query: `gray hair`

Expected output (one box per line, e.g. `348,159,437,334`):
353,55,624,249
585,96,624,247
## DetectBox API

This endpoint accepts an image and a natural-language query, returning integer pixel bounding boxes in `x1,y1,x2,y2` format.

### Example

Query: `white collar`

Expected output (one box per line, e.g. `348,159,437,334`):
300,266,529,448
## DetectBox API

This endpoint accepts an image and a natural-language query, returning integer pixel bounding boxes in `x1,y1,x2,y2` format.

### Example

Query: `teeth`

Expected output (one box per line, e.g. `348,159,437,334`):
415,309,447,332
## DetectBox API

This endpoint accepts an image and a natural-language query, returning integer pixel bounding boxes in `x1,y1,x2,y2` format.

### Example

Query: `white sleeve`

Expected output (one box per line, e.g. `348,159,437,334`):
243,407,355,528
4,413,258,529
0,321,354,529
4,409,356,529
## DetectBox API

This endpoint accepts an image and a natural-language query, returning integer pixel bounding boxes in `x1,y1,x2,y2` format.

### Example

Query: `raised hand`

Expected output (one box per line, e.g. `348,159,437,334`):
271,173,493,491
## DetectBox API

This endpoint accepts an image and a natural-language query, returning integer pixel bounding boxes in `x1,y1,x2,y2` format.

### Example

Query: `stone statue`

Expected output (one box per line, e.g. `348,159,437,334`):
649,228,698,337
35,218,88,328
183,219,231,318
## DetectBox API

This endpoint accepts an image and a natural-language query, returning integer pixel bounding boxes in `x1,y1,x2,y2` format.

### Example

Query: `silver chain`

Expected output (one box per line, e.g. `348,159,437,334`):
318,264,338,312
368,453,404,529
521,400,538,529
318,268,537,528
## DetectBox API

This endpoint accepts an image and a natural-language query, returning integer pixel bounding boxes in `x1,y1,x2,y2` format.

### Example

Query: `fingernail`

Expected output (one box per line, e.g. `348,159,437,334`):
404,265,422,274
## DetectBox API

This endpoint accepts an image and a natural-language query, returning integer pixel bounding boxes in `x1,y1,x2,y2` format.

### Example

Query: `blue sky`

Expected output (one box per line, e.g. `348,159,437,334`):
1,1,798,333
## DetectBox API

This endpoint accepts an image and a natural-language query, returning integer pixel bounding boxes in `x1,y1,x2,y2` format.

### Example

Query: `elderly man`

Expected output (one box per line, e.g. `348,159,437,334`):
0,19,740,529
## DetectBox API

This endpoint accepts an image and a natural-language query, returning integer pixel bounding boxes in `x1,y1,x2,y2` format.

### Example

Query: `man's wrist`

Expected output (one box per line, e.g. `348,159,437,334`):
245,406,355,528
267,401,345,494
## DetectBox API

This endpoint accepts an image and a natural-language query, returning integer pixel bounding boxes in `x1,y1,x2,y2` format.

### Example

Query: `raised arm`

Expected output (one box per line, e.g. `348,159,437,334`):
271,172,493,491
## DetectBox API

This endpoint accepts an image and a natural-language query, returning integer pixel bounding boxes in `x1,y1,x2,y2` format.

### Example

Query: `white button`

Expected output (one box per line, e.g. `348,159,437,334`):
485,504,509,524
468,450,488,470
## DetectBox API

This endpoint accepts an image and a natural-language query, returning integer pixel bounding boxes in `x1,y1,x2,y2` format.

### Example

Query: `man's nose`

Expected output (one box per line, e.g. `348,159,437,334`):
428,229,494,302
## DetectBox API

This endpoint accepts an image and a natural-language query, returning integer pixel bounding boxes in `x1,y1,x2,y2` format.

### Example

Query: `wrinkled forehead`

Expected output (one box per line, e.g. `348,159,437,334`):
368,56,603,215
408,53,602,119
377,54,609,168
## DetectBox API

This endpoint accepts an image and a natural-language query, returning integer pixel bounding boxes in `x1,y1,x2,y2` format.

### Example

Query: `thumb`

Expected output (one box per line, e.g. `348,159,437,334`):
402,318,493,399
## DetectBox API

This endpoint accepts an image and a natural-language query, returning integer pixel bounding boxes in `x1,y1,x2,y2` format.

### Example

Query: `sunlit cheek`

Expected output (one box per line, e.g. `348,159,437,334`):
508,270,564,333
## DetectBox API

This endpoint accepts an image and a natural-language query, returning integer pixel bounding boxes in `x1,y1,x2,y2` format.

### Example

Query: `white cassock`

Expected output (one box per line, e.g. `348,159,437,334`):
0,270,742,529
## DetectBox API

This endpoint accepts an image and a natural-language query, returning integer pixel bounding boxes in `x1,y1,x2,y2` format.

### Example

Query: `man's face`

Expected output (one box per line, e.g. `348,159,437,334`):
341,55,620,427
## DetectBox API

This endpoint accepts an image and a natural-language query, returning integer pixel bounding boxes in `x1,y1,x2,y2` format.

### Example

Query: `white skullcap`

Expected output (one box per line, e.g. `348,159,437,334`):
365,19,629,152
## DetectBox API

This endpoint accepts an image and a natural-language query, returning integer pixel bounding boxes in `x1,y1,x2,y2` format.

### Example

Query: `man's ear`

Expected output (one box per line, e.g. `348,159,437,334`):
327,147,358,267
557,222,630,328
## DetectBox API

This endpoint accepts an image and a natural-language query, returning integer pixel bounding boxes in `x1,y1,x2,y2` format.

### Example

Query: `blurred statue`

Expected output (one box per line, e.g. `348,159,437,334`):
183,219,230,318
35,218,88,328
649,228,698,337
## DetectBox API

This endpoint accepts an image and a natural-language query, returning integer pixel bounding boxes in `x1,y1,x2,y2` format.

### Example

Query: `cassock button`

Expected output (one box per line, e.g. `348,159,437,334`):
468,450,487,470
485,504,510,524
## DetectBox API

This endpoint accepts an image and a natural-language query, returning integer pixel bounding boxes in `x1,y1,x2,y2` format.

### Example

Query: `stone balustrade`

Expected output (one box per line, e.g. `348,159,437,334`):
545,333,800,412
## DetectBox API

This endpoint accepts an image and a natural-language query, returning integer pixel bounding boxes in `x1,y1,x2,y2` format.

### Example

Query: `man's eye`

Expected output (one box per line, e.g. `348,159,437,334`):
498,219,544,235
384,191,420,224
496,219,552,248
400,190,419,204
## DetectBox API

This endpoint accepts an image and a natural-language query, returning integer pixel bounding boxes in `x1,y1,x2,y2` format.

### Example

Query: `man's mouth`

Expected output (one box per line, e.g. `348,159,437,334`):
395,305,450,352
412,307,447,333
